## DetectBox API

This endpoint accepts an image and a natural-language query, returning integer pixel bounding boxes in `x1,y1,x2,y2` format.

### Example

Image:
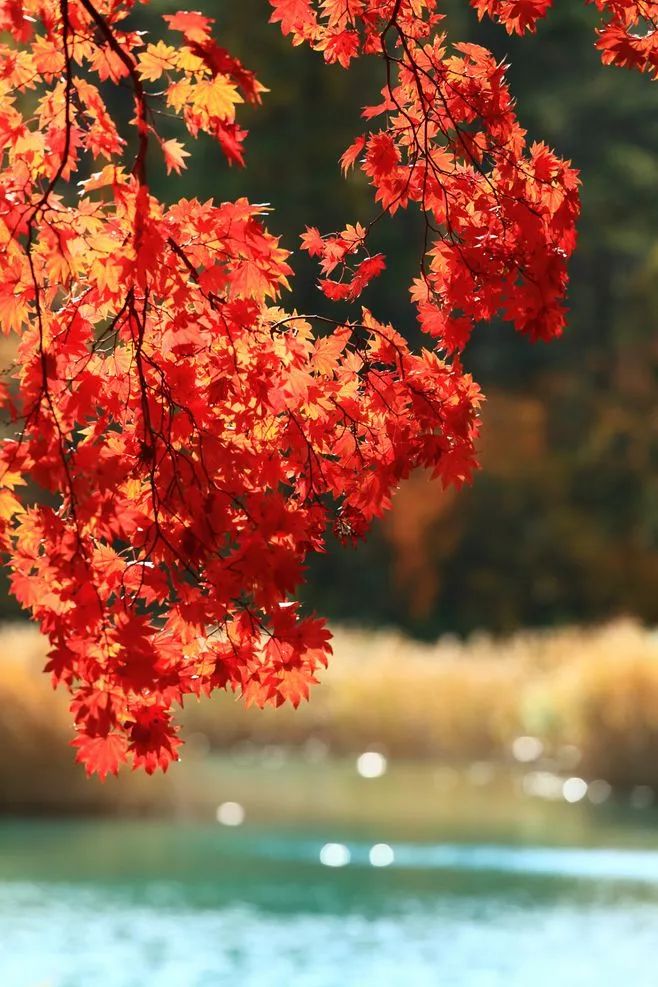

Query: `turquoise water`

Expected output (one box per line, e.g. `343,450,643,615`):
2,816,658,986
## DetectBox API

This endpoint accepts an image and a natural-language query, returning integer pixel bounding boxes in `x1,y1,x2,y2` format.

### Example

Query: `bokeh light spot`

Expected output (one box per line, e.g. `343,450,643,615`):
563,777,588,803
320,843,351,867
216,801,245,826
369,843,395,867
356,752,388,778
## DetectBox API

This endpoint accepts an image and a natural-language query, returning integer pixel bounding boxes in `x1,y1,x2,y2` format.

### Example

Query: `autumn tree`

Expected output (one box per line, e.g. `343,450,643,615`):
0,0,647,777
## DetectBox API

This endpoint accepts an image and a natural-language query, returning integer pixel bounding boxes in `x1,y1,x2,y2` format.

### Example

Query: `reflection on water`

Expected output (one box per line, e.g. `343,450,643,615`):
1,817,658,987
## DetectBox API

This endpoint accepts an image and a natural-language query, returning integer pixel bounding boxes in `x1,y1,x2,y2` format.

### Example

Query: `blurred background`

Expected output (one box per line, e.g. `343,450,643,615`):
3,0,658,984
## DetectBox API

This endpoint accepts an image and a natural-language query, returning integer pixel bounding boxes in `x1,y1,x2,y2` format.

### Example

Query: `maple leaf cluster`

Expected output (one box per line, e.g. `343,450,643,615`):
274,0,581,351
0,0,481,778
475,0,658,79
0,0,646,778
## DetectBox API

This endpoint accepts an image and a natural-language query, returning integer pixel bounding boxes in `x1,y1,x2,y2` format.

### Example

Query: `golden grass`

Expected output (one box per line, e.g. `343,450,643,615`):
2,618,658,805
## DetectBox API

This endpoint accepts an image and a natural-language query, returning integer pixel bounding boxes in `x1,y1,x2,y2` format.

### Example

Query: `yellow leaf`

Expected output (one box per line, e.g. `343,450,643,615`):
0,489,24,521
193,76,242,121
161,138,190,175
137,42,179,83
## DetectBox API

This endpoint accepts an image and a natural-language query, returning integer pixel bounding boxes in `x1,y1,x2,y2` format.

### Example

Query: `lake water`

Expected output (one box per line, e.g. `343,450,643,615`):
1,758,658,986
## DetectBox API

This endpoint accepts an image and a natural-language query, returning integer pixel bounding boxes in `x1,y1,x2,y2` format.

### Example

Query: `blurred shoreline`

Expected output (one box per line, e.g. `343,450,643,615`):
2,619,658,816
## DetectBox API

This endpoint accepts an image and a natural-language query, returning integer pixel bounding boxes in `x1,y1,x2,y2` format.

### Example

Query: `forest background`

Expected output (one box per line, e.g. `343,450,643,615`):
1,0,656,638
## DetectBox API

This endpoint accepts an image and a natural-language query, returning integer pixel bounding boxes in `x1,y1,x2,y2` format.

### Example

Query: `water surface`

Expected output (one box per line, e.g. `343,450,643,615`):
2,758,658,986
